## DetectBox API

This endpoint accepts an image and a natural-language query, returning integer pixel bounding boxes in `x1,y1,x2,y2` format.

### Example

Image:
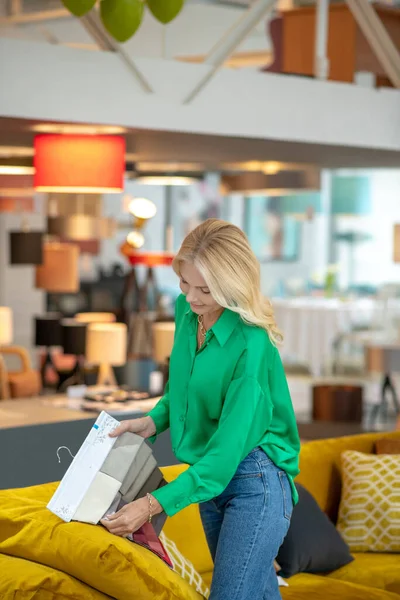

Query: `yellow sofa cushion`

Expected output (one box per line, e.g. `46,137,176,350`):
281,573,400,600
159,532,210,598
296,431,400,523
0,483,203,600
327,552,400,595
0,553,111,600
337,450,400,552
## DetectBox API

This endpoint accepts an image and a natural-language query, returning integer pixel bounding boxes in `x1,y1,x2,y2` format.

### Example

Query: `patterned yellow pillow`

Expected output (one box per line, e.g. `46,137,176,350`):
160,532,210,598
337,450,400,552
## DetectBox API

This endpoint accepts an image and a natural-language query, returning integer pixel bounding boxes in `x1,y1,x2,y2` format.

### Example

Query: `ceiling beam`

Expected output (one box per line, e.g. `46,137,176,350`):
80,11,154,94
176,49,272,68
183,0,276,104
0,8,69,26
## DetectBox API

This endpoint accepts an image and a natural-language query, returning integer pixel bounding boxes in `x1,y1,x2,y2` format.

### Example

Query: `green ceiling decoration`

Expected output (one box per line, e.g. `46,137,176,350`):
100,0,144,42
147,0,185,24
62,0,96,17
61,0,186,43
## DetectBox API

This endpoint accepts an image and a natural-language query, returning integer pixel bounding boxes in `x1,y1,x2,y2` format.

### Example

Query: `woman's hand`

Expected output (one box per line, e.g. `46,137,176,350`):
109,416,156,439
100,496,163,537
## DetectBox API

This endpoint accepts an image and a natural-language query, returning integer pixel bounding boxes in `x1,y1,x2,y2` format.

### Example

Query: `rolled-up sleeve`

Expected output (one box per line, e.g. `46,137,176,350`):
152,375,273,517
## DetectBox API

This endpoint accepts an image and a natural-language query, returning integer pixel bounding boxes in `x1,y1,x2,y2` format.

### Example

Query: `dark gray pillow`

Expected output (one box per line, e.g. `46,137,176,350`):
276,483,354,577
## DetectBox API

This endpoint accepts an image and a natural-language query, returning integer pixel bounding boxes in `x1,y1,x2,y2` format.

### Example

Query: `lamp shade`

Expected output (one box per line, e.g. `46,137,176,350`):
0,307,13,345
119,246,175,267
331,175,371,215
280,193,322,215
86,323,127,366
75,312,116,323
128,197,157,220
35,242,79,293
61,319,87,355
34,314,62,347
394,225,400,263
47,216,117,241
152,322,175,364
221,170,321,196
34,135,125,193
47,215,98,241
9,231,44,265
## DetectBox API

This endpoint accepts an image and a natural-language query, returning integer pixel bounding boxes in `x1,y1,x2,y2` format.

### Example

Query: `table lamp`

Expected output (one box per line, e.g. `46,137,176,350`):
60,319,87,389
151,321,175,390
0,307,13,399
75,312,116,324
34,314,62,385
86,322,127,386
0,307,13,346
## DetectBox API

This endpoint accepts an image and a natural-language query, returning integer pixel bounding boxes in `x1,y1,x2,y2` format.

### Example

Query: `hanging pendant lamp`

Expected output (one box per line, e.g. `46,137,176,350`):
9,230,44,265
331,175,371,216
34,134,126,194
35,242,80,293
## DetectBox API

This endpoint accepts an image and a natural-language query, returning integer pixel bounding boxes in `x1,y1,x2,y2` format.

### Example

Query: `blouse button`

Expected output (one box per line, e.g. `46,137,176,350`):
179,415,185,422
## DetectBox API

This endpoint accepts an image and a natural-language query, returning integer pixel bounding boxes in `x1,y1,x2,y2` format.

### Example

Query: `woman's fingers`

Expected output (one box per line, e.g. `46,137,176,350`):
108,421,131,438
109,417,148,438
101,516,129,536
104,506,126,521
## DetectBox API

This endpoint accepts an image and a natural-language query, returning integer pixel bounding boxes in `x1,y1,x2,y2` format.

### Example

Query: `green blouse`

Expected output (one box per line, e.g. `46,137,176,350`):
149,294,300,517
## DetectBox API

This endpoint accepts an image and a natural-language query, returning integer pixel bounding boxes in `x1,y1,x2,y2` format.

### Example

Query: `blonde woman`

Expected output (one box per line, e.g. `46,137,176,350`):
103,219,300,600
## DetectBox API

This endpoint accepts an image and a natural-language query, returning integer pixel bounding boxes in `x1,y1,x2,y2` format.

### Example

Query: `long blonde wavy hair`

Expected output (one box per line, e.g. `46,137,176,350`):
172,219,282,345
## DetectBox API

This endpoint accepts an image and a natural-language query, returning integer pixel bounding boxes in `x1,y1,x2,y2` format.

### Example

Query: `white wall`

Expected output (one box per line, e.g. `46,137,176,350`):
2,38,400,151
0,212,45,354
335,170,400,289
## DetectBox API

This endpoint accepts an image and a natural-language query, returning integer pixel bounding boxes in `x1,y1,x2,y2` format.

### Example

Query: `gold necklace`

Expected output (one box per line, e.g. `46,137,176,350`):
197,315,207,346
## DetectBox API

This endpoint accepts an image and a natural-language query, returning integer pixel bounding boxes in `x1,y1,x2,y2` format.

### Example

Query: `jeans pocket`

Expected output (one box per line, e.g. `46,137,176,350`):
232,472,263,480
278,470,293,521
232,454,263,480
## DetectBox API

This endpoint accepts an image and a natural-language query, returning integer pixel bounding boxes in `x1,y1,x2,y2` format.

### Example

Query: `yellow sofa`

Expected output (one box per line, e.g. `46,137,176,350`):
162,430,400,600
1,431,399,599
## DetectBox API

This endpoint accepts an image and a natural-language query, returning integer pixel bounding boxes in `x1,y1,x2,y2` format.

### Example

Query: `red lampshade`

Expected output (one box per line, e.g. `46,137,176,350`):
34,134,125,193
120,243,174,267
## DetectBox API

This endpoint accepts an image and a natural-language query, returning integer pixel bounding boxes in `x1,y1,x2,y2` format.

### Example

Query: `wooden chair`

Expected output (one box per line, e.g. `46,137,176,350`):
0,346,42,399
0,354,10,399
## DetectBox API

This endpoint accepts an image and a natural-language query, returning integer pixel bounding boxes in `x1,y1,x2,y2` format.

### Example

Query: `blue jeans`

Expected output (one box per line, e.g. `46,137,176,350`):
199,448,293,600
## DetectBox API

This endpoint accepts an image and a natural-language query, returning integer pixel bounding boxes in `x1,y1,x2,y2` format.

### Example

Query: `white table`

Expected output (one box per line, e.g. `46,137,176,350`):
273,297,377,376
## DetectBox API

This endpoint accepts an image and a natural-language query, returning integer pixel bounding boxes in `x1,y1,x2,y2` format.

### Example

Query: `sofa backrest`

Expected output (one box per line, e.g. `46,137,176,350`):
296,430,400,523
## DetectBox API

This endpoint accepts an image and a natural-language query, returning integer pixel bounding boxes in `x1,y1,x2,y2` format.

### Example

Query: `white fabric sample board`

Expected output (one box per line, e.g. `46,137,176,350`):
47,411,119,522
